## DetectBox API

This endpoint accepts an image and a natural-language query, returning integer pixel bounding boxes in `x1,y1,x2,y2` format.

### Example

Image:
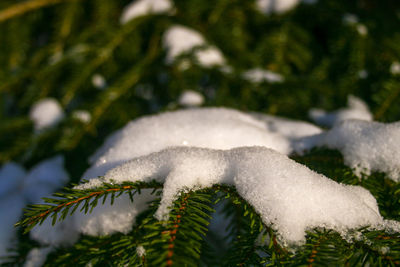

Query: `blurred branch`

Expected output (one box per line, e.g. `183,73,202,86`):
0,0,75,23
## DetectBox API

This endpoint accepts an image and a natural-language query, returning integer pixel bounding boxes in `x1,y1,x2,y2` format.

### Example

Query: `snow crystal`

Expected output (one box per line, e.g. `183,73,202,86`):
242,68,284,83
120,0,173,24
309,95,372,127
256,0,300,14
163,25,226,68
390,61,400,75
300,120,400,181
29,98,64,131
79,146,396,245
178,90,204,107
72,110,92,123
91,74,107,89
23,247,52,267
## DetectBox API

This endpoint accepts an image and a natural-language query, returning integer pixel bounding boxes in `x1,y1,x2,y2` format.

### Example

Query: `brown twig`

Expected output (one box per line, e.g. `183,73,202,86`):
0,0,75,23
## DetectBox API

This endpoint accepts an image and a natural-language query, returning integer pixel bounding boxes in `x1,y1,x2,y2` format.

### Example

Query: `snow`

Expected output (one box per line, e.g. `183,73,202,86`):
256,0,300,14
25,102,400,248
358,70,368,79
91,74,107,89
0,156,69,260
29,98,64,131
23,156,69,203
356,24,368,36
72,110,92,123
136,245,146,257
178,90,204,107
0,194,26,260
390,61,400,75
299,120,400,182
242,68,284,83
23,247,52,267
83,107,295,179
120,0,173,24
163,25,226,67
0,162,26,197
309,95,373,127
249,113,322,140
194,46,226,67
343,13,359,25
78,146,398,245
163,25,205,64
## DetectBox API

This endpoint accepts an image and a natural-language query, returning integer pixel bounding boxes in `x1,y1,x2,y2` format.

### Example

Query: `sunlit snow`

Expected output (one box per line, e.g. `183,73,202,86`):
120,0,173,24
29,98,64,131
309,95,372,127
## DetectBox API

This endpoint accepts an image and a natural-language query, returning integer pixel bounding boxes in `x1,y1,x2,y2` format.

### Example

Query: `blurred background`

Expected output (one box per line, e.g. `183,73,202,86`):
1,0,400,262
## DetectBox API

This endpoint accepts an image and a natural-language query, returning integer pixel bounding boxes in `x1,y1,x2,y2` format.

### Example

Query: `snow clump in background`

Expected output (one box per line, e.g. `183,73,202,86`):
178,90,204,107
120,0,174,24
309,95,373,127
29,98,64,131
163,25,226,68
0,157,69,261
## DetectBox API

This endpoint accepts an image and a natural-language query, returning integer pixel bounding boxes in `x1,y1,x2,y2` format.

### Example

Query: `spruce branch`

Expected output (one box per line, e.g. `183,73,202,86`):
15,180,163,234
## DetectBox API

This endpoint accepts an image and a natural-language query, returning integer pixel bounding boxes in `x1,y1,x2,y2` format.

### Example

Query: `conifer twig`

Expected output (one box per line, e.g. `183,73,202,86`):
0,0,76,23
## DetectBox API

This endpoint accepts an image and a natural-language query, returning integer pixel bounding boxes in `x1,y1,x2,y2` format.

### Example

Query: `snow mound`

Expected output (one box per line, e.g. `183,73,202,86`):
299,120,400,181
178,90,204,107
163,25,226,67
83,108,301,179
29,98,64,131
309,95,372,127
120,0,173,24
242,68,284,83
78,146,396,245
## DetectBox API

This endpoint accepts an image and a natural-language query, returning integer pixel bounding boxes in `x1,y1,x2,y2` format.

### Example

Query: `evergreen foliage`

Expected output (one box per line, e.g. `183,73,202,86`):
1,0,400,266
